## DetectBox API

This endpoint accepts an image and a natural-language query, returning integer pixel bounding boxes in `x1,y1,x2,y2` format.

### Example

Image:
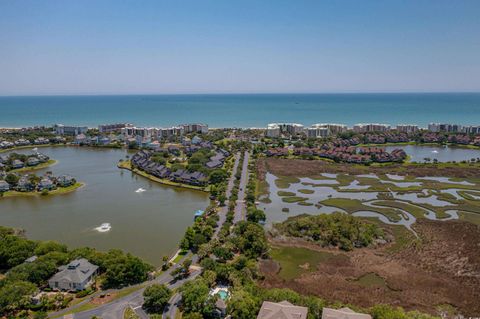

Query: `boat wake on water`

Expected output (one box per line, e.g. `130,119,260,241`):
95,223,111,232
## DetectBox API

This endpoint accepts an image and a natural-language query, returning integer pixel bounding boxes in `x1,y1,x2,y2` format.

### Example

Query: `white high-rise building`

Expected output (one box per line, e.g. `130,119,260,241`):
396,124,419,134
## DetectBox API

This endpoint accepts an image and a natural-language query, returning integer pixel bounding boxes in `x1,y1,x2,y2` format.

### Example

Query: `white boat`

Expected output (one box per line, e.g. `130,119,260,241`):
95,223,111,232
135,188,146,193
432,150,439,154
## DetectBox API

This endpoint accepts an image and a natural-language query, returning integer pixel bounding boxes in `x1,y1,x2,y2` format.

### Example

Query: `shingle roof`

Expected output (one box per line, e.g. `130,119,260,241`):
257,301,308,319
321,307,372,319
49,258,98,284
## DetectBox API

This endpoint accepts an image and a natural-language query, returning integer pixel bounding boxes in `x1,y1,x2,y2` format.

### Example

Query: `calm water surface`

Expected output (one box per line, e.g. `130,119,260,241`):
385,145,480,162
0,147,209,265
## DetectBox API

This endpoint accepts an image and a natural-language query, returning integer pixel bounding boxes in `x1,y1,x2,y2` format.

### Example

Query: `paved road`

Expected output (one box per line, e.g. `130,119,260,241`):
162,293,182,319
52,152,247,319
213,152,240,238
233,150,250,224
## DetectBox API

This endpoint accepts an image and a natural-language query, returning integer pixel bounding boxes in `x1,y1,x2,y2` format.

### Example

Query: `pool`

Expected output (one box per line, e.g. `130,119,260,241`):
217,290,229,300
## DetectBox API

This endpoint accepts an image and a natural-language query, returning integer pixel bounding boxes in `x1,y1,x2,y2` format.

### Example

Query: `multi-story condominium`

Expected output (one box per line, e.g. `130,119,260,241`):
306,127,329,138
265,123,304,137
311,123,348,136
158,126,185,139
396,124,419,134
54,124,88,136
266,123,281,138
428,123,463,133
180,123,209,134
98,123,133,133
121,127,155,139
463,125,480,134
353,123,390,133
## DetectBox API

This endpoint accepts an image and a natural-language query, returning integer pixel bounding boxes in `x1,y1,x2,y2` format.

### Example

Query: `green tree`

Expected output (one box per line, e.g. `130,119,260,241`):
0,280,37,315
209,169,228,185
227,289,259,319
180,279,212,314
142,284,172,313
34,241,68,256
5,173,19,186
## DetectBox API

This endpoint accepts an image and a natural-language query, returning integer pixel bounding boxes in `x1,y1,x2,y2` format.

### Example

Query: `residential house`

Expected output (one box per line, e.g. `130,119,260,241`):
38,178,56,191
16,176,35,192
321,307,372,319
257,300,308,319
74,134,88,145
0,180,10,192
12,159,25,169
26,157,40,166
48,258,99,291
57,175,76,187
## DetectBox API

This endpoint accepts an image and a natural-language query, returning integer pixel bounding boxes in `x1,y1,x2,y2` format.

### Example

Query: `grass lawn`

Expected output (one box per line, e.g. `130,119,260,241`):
372,200,430,219
298,189,314,194
124,307,140,319
2,182,84,198
274,176,300,189
320,198,402,222
459,211,480,225
281,196,309,203
270,246,346,280
354,273,388,288
277,191,296,196
10,159,57,173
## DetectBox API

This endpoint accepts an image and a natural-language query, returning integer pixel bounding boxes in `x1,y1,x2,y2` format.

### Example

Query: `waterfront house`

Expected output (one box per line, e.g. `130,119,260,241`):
257,300,308,319
57,175,75,187
48,258,99,291
16,176,35,192
34,137,50,145
14,138,31,146
321,307,371,319
26,157,40,166
38,178,56,191
74,134,88,145
12,159,25,169
0,180,10,192
37,153,50,163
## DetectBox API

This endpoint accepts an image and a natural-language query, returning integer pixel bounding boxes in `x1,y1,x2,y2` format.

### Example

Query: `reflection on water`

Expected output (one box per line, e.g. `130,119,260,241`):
0,147,209,265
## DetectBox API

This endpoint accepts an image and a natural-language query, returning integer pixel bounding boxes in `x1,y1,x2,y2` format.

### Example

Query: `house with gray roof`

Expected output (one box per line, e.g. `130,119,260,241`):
322,307,372,319
0,180,10,192
48,258,99,291
257,300,308,319
12,159,25,169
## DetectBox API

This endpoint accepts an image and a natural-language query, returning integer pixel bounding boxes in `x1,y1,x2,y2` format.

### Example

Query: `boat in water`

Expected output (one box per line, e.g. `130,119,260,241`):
95,223,111,232
135,188,146,193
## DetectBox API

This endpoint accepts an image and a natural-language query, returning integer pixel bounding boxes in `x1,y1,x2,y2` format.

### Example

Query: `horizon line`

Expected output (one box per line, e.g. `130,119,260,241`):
1,91,480,98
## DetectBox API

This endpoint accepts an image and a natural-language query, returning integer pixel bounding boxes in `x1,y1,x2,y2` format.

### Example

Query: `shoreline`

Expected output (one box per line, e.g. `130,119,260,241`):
1,182,84,198
117,160,210,193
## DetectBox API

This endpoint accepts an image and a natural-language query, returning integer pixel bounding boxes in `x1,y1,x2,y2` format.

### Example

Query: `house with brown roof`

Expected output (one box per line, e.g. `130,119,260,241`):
321,307,372,319
257,300,308,319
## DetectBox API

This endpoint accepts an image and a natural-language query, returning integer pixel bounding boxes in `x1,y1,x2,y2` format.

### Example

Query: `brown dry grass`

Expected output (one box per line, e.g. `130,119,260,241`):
259,219,480,317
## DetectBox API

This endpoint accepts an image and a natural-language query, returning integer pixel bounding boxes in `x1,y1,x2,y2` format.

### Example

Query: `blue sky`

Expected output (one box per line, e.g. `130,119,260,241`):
0,0,479,95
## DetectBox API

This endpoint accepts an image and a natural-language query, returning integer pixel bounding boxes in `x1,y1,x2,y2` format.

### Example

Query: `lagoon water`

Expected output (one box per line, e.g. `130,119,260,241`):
0,147,209,265
384,145,480,163
1,93,480,128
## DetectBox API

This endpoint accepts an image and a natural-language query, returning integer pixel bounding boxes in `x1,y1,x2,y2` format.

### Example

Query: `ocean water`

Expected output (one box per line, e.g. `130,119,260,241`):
0,93,479,128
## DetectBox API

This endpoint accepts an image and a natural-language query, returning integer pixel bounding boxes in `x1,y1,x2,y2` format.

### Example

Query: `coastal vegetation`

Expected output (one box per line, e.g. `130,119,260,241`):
0,226,153,317
273,213,386,251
